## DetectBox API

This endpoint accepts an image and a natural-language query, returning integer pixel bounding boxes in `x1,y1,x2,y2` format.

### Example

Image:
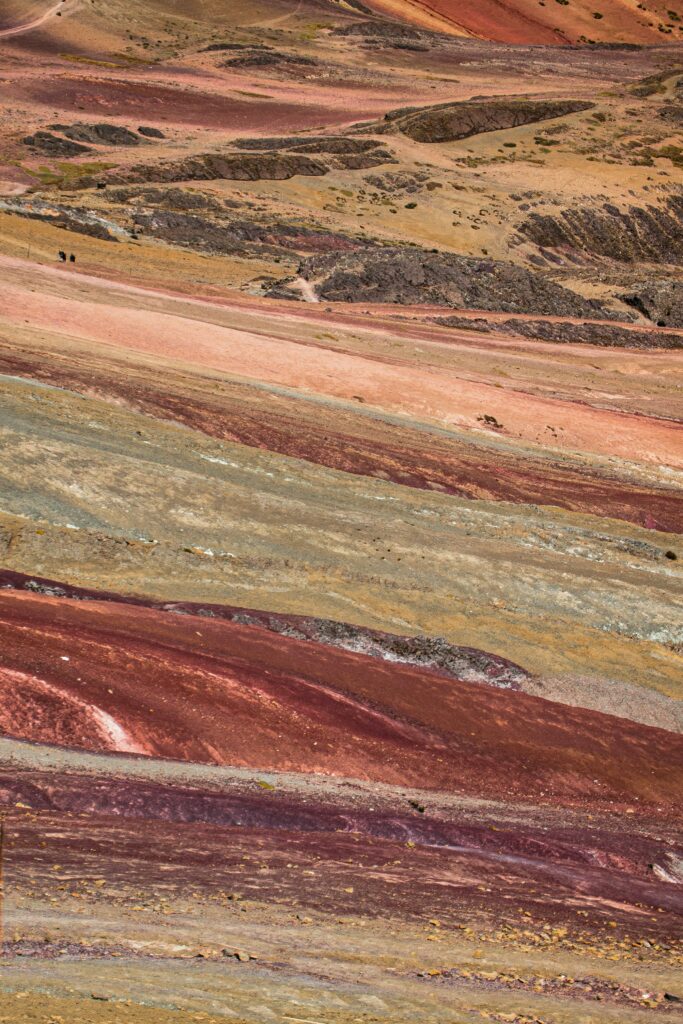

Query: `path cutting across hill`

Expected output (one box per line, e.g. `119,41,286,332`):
0,1,66,38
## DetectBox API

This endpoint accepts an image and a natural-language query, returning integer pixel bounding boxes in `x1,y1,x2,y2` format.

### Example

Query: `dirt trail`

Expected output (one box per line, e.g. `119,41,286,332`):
294,275,319,303
0,1,66,38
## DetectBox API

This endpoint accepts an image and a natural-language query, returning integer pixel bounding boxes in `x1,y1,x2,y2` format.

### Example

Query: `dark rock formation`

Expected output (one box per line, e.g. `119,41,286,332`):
25,122,155,155
22,131,92,156
389,41,430,51
582,41,643,50
45,122,145,146
60,123,142,146
364,169,432,193
231,136,394,169
223,50,317,69
332,20,423,40
89,152,331,186
365,98,593,143
77,139,392,187
137,125,165,138
660,103,683,125
331,151,394,170
0,569,530,692
435,315,682,349
130,210,244,254
629,70,675,97
200,42,269,52
620,279,683,328
273,247,618,318
129,209,364,256
235,136,384,154
230,614,530,691
108,186,225,211
520,196,683,265
1,200,118,241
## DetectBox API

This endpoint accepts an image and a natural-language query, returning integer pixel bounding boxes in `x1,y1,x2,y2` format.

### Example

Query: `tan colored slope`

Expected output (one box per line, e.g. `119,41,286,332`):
1,251,680,467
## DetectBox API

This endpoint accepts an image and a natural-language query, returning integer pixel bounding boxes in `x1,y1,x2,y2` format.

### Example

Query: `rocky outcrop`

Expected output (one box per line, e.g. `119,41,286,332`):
235,136,384,155
200,41,318,71
331,19,430,48
364,99,593,143
232,135,394,169
0,199,118,241
200,42,270,52
56,123,142,146
22,131,92,157
44,122,161,146
25,123,159,153
272,247,617,318
128,209,364,256
332,20,423,39
90,151,331,186
137,125,165,139
660,103,683,125
75,142,392,187
0,569,530,691
230,613,530,690
629,70,675,97
520,196,683,265
333,151,395,170
129,210,244,254
108,186,226,212
223,50,317,69
620,279,683,328
436,315,683,349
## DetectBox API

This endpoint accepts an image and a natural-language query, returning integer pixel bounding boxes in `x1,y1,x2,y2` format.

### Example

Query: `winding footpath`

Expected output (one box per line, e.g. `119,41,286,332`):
0,1,65,38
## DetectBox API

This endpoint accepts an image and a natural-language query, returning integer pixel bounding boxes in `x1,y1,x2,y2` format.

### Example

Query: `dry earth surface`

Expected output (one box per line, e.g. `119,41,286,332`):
0,1,682,1022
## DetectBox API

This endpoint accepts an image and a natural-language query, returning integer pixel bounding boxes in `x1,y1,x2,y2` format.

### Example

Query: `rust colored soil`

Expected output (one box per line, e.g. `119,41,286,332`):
0,586,680,810
9,76,366,131
0,344,679,532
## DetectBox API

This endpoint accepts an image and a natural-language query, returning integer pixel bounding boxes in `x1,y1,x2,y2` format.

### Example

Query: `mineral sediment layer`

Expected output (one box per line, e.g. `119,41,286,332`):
0,1,681,1022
